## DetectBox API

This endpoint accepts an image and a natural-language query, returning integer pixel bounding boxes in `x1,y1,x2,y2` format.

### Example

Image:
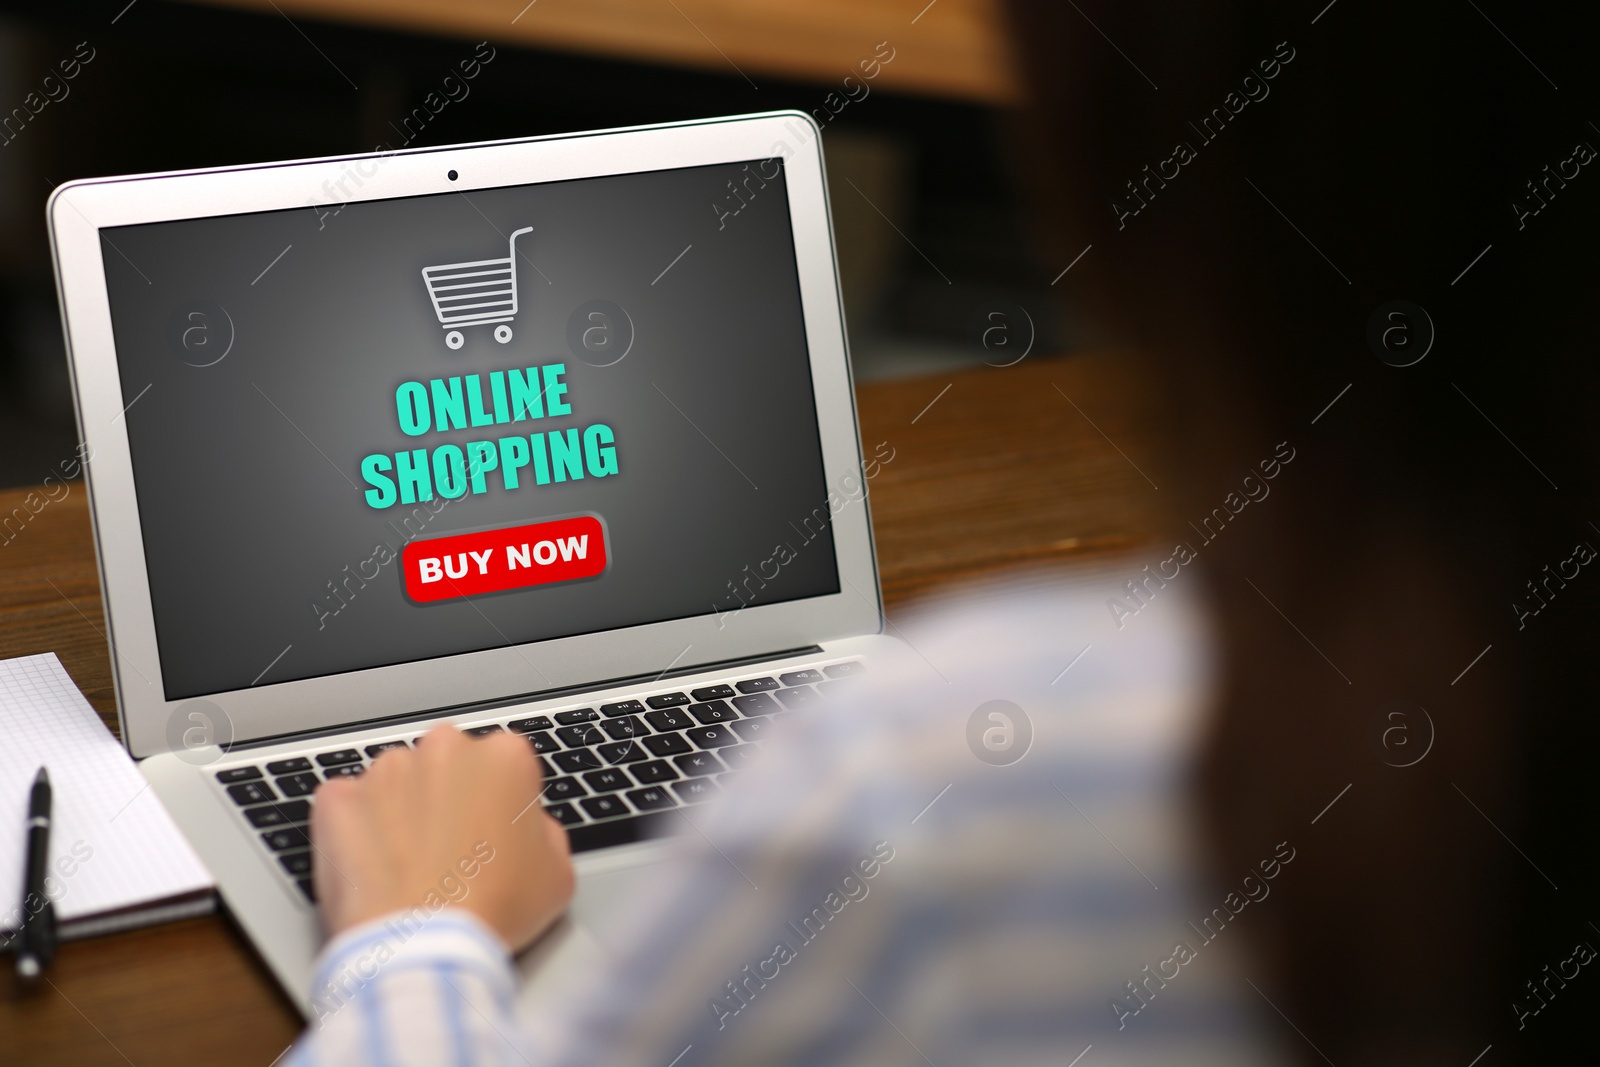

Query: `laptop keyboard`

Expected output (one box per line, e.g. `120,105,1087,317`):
213,661,866,905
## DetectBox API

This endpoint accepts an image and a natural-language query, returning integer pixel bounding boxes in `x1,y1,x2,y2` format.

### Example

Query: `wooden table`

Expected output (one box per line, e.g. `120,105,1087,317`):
0,352,1161,1064
184,0,1021,104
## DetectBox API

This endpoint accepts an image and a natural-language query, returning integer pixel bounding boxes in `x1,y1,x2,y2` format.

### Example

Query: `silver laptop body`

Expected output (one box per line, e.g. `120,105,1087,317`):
47,111,897,1016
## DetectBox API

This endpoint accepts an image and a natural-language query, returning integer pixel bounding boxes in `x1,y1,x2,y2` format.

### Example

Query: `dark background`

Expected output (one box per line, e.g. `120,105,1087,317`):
101,159,838,698
0,0,1061,489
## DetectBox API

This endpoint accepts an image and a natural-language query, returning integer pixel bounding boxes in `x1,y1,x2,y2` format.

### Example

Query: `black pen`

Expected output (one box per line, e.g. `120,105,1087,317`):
15,766,54,982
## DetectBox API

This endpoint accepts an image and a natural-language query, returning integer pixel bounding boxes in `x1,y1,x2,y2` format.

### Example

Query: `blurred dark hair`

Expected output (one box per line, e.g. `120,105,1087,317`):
1005,1,1600,1060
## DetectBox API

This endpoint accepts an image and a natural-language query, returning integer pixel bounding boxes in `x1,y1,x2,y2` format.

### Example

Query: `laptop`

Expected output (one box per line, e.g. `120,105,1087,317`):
47,111,899,1017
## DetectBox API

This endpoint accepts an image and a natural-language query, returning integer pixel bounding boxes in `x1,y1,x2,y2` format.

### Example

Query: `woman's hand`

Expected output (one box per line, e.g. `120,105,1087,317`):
311,723,574,951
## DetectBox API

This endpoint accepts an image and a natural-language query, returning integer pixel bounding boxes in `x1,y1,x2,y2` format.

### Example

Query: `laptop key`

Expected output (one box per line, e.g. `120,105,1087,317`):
277,772,320,797
245,800,310,828
672,778,719,804
525,731,560,754
265,758,314,775
262,826,310,851
731,693,780,717
296,878,317,902
580,795,628,820
508,715,554,733
779,669,825,686
817,680,861,701
323,764,364,779
716,772,742,788
552,749,603,774
646,692,690,709
688,700,738,725
644,708,693,732
365,741,408,758
216,766,262,784
598,740,649,764
686,725,737,749
599,699,645,718
721,744,762,770
641,733,692,757
631,759,679,784
690,684,736,701
775,685,820,709
279,851,314,876
465,724,503,737
824,661,865,677
544,802,584,826
673,751,725,777
601,715,647,740
555,724,604,748
554,709,599,725
541,776,586,801
226,781,276,806
735,677,780,693
582,768,632,794
537,755,554,777
316,749,362,767
245,807,292,829
729,718,770,743
627,786,677,812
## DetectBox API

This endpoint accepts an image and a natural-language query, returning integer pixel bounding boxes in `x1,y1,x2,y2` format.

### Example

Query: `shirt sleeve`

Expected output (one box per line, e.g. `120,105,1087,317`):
287,907,530,1067
290,579,1284,1067
518,580,1287,1067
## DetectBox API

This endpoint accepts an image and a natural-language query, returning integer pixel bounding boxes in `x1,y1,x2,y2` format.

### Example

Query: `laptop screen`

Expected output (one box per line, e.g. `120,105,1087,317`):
97,158,841,701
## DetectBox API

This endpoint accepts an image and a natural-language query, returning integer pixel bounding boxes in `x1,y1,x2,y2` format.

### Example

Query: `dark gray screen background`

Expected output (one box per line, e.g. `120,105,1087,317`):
100,159,839,700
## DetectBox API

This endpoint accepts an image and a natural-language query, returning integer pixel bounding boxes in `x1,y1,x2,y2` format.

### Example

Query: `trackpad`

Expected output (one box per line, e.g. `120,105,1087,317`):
514,844,686,1021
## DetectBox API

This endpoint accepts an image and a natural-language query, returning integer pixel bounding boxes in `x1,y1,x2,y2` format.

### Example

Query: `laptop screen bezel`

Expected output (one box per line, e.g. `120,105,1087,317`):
49,111,882,760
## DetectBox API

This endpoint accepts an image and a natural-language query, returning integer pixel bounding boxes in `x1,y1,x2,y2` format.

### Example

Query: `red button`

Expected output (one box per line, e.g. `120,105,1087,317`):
402,515,608,603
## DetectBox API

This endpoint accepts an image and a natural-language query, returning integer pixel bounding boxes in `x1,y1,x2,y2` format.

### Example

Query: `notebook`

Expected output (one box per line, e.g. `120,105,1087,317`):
0,653,214,943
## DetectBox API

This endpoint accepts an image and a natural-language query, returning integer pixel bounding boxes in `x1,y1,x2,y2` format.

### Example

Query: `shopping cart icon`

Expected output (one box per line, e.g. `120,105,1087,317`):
421,226,533,350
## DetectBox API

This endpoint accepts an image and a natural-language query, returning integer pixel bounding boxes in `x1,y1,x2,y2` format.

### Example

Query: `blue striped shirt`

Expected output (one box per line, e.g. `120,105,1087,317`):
291,572,1290,1067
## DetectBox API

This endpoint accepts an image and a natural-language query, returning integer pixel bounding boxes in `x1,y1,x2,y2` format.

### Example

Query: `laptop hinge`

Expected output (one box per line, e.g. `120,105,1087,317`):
222,644,824,753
